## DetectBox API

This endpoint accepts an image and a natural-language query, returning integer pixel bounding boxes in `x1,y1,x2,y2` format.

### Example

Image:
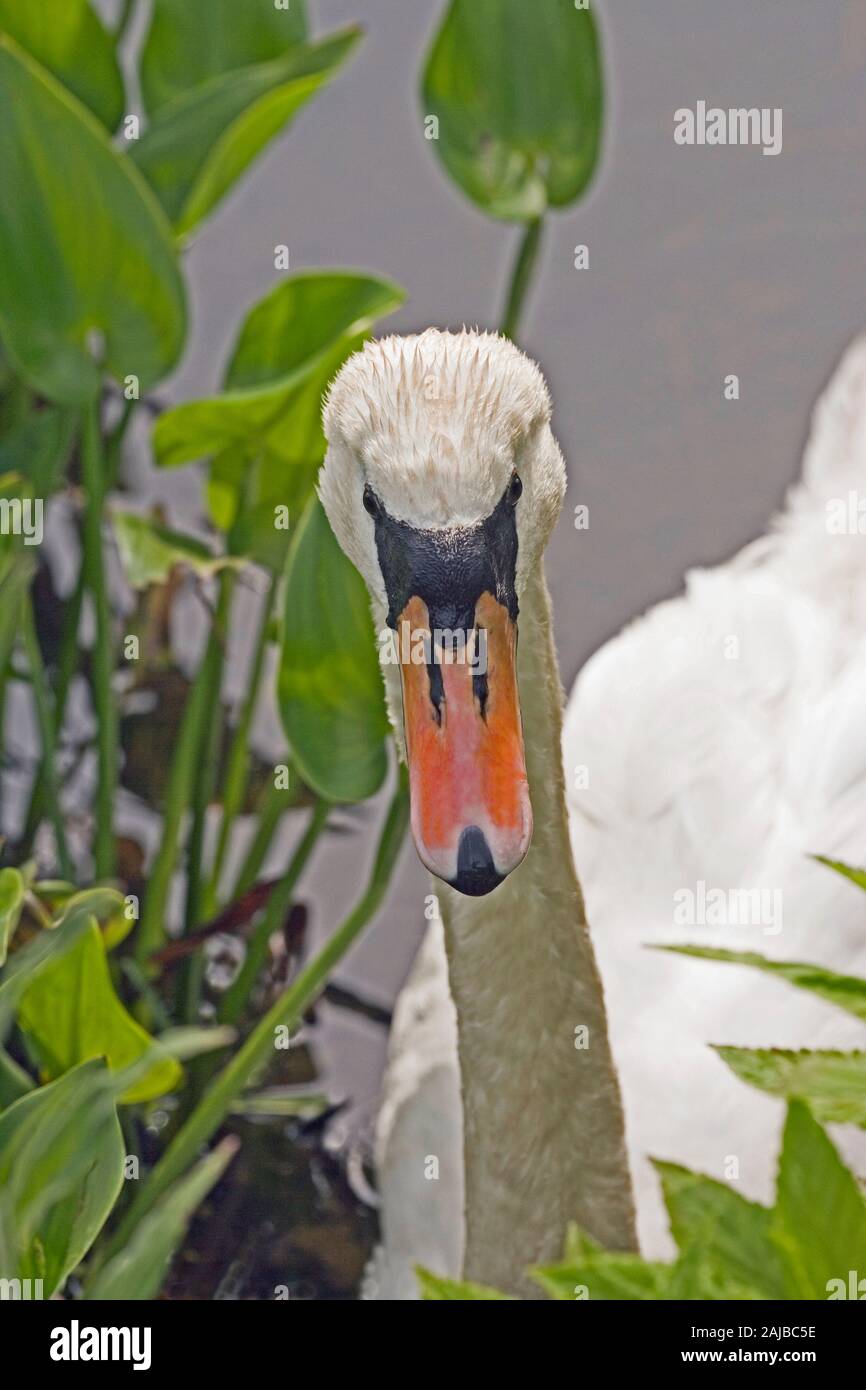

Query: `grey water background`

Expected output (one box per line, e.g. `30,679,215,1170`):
116,1,866,1121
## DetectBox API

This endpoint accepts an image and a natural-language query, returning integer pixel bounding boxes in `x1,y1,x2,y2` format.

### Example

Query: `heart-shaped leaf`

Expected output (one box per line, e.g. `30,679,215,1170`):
16,919,182,1104
0,38,186,404
279,497,389,802
422,0,603,221
154,270,404,569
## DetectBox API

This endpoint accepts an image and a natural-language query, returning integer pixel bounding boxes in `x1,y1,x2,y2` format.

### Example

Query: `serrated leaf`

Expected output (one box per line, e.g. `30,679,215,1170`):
715,1046,866,1128
813,854,866,894
0,38,186,404
770,1101,866,1299
0,0,124,130
416,1267,515,1300
656,944,866,1024
654,1160,787,1299
422,0,603,221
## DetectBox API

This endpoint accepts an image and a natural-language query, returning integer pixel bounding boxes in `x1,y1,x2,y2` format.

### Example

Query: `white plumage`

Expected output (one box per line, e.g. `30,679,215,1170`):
365,332,866,1294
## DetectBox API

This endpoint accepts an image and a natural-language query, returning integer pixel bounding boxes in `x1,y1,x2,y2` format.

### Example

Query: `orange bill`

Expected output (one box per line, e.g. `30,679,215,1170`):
397,591,533,895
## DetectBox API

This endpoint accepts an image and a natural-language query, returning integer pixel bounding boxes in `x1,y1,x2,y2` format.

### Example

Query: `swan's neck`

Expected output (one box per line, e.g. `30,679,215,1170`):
438,567,636,1295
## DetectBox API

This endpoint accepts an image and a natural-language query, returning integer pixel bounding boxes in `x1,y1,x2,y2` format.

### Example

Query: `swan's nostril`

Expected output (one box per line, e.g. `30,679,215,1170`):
450,826,504,897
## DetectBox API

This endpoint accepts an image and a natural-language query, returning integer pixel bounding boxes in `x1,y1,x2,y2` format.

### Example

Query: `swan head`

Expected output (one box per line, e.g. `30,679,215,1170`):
320,328,566,896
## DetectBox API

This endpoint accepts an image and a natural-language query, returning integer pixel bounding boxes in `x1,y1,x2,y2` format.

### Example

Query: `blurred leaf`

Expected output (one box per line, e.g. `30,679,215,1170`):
715,1046,866,1128
0,1059,124,1295
141,0,308,113
0,867,25,967
134,31,360,237
0,1047,33,1108
416,1267,515,1300
422,0,603,221
0,38,186,404
279,497,389,802
154,270,404,569
112,510,242,589
0,898,94,1036
230,1088,326,1117
17,919,182,1103
813,854,866,894
770,1101,866,1299
0,0,124,130
656,945,866,1025
0,405,76,495
531,1252,672,1301
155,1025,237,1062
85,1136,238,1300
654,1160,787,1299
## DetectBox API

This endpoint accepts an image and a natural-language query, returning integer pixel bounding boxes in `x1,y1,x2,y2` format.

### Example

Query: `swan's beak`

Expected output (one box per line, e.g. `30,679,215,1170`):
396,590,533,895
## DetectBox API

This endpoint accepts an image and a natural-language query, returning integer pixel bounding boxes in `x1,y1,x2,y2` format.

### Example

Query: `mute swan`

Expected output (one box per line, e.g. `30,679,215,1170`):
323,330,866,1299
319,329,637,1298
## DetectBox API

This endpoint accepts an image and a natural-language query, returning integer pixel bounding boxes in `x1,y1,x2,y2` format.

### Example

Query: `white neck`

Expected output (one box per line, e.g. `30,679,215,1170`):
436,567,636,1295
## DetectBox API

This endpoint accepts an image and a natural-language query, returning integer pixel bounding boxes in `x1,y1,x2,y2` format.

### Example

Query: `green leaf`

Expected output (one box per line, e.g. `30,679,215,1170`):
0,38,186,404
532,1252,672,1300
0,1059,124,1295
0,405,76,496
416,1267,515,1300
657,944,866,1025
0,868,25,967
134,31,360,237
279,497,389,802
422,0,603,221
813,854,866,894
16,920,182,1103
715,1046,866,1128
770,1101,866,1299
85,1136,238,1300
0,1047,33,1108
654,1160,787,1300
112,510,242,589
0,0,124,130
154,270,404,569
0,898,95,1037
141,0,308,114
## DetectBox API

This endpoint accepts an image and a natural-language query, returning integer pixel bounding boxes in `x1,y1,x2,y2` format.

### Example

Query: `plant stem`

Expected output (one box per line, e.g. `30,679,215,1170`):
500,217,545,341
219,798,329,1025
82,402,117,880
115,0,137,46
134,579,232,967
205,572,277,916
21,566,85,851
109,768,409,1251
21,594,72,878
228,777,295,902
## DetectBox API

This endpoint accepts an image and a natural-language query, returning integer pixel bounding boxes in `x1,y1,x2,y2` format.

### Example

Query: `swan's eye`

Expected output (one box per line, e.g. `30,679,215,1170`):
507,473,523,505
363,484,380,518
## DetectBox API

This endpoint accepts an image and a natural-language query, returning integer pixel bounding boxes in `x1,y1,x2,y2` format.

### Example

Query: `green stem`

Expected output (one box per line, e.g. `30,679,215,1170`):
21,595,72,878
229,777,295,903
500,217,545,341
115,0,137,46
110,768,409,1252
205,573,277,916
134,581,231,967
219,798,329,1025
82,403,117,880
21,565,85,851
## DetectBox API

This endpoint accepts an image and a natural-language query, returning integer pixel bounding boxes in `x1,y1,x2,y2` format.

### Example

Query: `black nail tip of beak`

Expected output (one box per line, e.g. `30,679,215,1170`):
450,826,504,897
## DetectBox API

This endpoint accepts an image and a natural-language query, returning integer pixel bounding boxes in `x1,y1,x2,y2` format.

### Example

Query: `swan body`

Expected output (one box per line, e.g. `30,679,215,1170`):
350,331,866,1296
